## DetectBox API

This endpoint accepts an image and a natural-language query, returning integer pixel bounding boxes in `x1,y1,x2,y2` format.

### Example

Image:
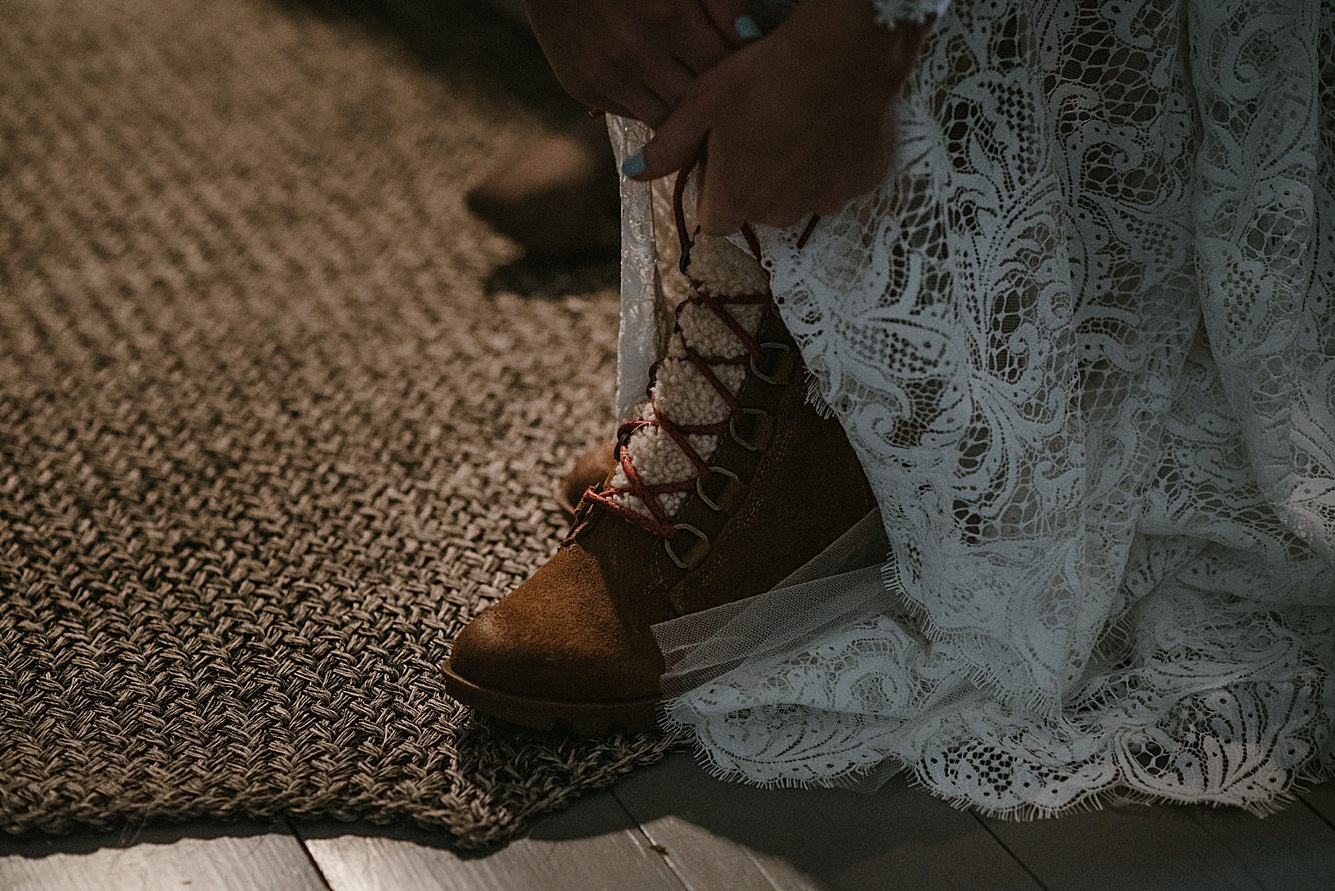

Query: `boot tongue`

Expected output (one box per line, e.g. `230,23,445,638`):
593,236,774,530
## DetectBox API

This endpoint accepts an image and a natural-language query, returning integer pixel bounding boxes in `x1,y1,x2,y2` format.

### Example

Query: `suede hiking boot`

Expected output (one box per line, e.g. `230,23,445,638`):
556,441,617,517
444,234,876,734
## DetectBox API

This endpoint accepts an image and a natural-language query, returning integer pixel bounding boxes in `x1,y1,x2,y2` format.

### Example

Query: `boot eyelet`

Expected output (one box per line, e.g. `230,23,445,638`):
749,342,794,385
695,466,740,512
665,523,711,570
729,408,773,452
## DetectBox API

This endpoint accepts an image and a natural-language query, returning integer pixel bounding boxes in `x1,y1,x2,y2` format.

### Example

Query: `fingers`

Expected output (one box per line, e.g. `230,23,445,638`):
613,32,715,127
554,0,752,131
697,171,864,235
553,71,657,128
696,155,746,235
600,85,672,130
631,96,712,182
649,59,697,113
669,19,734,75
698,209,745,236
588,53,692,128
700,0,763,46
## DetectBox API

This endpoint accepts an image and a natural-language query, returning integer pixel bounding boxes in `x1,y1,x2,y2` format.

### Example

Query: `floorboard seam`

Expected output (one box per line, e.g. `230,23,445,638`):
607,787,693,891
1181,809,1275,891
968,814,1051,891
287,820,337,891
741,849,791,891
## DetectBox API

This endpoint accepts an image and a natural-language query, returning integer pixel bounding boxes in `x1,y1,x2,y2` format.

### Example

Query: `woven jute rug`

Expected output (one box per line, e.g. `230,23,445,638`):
0,0,680,849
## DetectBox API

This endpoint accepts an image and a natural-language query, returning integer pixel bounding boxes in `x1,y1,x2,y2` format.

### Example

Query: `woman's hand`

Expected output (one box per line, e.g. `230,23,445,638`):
522,0,757,128
632,0,928,234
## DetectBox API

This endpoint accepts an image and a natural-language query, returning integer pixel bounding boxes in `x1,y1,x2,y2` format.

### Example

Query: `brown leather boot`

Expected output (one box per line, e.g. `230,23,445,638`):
556,441,617,517
444,239,877,734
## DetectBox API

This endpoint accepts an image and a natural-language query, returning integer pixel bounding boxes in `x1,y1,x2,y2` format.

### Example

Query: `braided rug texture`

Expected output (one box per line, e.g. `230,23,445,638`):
0,0,679,848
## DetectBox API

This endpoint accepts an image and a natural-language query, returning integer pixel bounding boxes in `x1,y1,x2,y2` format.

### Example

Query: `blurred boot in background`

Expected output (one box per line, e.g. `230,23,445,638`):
467,0,620,259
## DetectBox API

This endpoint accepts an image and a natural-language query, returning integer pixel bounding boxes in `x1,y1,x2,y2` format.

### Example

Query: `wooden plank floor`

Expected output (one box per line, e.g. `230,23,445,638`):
4,753,1334,890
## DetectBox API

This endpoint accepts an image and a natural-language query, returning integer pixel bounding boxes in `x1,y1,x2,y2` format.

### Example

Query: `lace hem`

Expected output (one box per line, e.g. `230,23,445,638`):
655,516,1335,816
625,0,1335,816
871,0,950,26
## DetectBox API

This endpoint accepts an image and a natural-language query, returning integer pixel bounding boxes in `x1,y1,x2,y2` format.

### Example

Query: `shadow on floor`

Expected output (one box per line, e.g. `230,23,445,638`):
262,0,620,296
270,0,581,126
484,253,619,298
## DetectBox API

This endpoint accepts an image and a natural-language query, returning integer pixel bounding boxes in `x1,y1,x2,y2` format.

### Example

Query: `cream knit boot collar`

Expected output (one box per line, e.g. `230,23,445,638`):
587,235,772,533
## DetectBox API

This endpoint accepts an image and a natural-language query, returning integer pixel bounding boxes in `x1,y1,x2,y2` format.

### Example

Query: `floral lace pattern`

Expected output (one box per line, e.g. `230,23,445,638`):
614,0,1335,815
870,0,951,25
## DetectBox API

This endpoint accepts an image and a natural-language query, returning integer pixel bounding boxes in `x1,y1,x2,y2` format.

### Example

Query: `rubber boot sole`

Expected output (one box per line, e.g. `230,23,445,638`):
442,660,660,735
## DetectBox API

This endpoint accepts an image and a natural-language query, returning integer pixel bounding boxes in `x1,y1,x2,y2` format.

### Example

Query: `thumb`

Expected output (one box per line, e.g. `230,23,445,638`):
627,101,711,183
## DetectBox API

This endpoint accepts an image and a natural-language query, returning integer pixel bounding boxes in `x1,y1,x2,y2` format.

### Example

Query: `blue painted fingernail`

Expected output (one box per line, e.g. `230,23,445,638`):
621,152,645,178
733,14,762,40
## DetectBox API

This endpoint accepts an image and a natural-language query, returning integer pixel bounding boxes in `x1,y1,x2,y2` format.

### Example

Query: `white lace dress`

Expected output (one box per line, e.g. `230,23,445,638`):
607,0,1335,816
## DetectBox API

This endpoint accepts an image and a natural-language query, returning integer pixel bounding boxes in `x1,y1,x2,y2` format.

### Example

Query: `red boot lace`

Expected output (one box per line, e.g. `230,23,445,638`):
584,166,794,541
